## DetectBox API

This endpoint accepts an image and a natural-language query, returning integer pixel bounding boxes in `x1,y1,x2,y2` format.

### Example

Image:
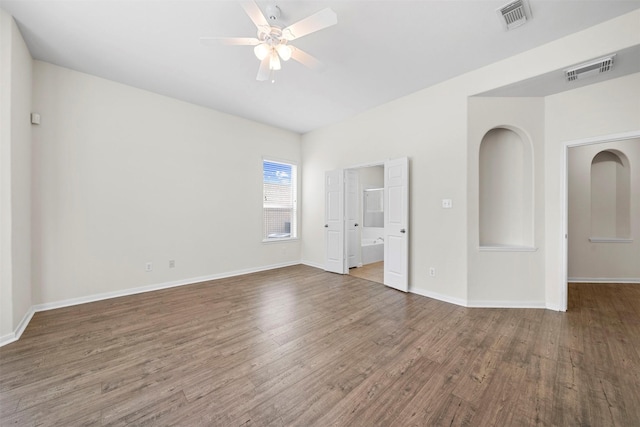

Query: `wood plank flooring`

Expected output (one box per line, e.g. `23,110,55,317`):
1,265,639,426
349,261,383,284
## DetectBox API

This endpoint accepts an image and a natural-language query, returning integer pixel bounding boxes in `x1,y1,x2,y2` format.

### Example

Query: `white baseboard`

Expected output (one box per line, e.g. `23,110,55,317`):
409,287,467,307
1,261,302,348
300,259,324,270
545,302,566,312
0,306,35,347
467,300,546,309
568,277,640,284
409,287,546,309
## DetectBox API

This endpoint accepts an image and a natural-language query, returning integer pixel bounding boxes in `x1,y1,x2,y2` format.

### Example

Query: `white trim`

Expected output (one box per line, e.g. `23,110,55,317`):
560,130,640,312
0,333,14,347
409,287,467,307
404,286,547,309
345,160,384,170
588,237,633,243
569,277,640,284
262,156,299,242
467,300,546,309
0,261,301,347
0,306,35,347
33,261,301,312
562,130,640,148
478,246,538,252
262,237,299,244
545,301,565,312
301,259,324,270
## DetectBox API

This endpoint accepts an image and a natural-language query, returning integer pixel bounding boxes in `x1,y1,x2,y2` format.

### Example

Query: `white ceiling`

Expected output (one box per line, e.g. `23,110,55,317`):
2,0,639,134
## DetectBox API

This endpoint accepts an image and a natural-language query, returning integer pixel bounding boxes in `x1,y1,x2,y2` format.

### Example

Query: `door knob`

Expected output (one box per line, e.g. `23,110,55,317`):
400,229,406,233
354,223,359,227
324,224,329,228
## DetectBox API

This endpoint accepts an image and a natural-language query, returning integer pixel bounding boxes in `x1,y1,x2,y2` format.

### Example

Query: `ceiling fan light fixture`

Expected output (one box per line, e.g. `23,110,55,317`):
269,51,281,70
203,1,337,81
276,44,292,61
254,43,270,60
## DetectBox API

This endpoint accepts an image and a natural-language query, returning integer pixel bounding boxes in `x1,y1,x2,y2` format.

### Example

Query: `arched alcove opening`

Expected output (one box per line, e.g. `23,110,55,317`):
479,127,534,247
590,149,630,239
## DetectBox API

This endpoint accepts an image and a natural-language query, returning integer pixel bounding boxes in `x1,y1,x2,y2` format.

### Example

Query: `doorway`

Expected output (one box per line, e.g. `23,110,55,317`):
347,165,385,284
562,131,640,310
324,158,409,292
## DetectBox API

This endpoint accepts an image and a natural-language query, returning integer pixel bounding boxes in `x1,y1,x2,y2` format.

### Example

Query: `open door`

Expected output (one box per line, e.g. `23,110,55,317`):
324,169,345,274
384,157,409,292
345,169,362,269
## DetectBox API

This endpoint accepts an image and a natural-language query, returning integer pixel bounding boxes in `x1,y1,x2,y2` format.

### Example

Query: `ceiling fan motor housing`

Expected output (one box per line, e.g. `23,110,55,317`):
265,5,281,21
258,27,284,46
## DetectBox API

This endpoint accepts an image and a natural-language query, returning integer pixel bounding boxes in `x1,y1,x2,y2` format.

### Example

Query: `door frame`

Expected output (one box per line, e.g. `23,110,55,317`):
344,162,385,274
334,159,409,292
560,130,640,311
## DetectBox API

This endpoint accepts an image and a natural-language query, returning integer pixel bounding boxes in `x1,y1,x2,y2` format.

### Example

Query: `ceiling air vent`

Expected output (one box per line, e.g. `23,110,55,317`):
565,55,616,82
497,0,531,30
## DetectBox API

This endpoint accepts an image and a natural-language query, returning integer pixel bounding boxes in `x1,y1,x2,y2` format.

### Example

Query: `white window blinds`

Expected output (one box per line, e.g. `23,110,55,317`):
263,160,297,240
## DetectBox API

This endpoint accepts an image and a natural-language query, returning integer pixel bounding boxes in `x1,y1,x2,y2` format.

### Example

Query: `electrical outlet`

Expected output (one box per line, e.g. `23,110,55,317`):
429,267,436,277
442,199,453,209
145,262,153,272
169,260,175,268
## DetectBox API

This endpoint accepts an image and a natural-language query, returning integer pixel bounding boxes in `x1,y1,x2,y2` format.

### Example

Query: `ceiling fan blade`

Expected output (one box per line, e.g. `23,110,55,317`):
282,8,337,41
290,47,325,71
257,56,271,81
241,1,270,31
200,37,260,46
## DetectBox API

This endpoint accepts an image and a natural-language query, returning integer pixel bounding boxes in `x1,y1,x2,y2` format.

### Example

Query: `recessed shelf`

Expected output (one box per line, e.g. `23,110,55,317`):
479,246,538,252
589,237,633,243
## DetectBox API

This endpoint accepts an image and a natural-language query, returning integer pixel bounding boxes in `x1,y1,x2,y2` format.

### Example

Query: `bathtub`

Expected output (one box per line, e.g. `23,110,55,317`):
361,238,384,265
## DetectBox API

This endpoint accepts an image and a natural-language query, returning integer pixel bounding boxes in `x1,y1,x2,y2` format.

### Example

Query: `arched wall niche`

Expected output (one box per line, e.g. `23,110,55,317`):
479,126,534,248
590,149,631,239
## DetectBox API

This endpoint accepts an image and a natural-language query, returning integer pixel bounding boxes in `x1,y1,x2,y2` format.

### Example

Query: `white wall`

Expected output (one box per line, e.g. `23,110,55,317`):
31,61,301,305
1,8,639,345
302,10,640,307
0,10,33,340
467,98,545,306
568,138,640,281
545,72,640,307
302,84,470,302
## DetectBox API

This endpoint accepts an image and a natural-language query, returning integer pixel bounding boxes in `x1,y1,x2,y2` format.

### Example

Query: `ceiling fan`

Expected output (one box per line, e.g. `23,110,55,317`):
200,1,337,82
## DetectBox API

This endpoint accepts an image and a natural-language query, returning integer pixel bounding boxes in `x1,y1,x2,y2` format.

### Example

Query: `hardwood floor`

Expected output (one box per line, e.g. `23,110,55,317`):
1,265,639,426
349,261,383,284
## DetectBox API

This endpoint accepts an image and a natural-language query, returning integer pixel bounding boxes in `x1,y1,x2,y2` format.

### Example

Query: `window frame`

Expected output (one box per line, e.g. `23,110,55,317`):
261,157,299,243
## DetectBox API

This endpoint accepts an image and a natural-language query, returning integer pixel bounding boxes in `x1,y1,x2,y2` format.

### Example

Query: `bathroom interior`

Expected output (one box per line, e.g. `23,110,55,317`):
349,165,385,284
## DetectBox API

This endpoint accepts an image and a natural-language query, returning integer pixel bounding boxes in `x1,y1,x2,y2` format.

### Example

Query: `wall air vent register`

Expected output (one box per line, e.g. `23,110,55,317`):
565,55,616,82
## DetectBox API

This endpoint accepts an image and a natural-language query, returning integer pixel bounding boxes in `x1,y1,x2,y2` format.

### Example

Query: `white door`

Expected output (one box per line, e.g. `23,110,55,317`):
324,169,345,274
384,157,409,292
345,169,362,268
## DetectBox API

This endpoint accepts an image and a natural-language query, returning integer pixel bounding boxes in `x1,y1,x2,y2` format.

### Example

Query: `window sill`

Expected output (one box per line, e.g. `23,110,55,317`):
589,237,633,243
479,245,538,252
262,237,299,244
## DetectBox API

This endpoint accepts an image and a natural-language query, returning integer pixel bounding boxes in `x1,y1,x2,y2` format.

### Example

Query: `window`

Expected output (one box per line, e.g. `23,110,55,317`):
263,159,297,240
